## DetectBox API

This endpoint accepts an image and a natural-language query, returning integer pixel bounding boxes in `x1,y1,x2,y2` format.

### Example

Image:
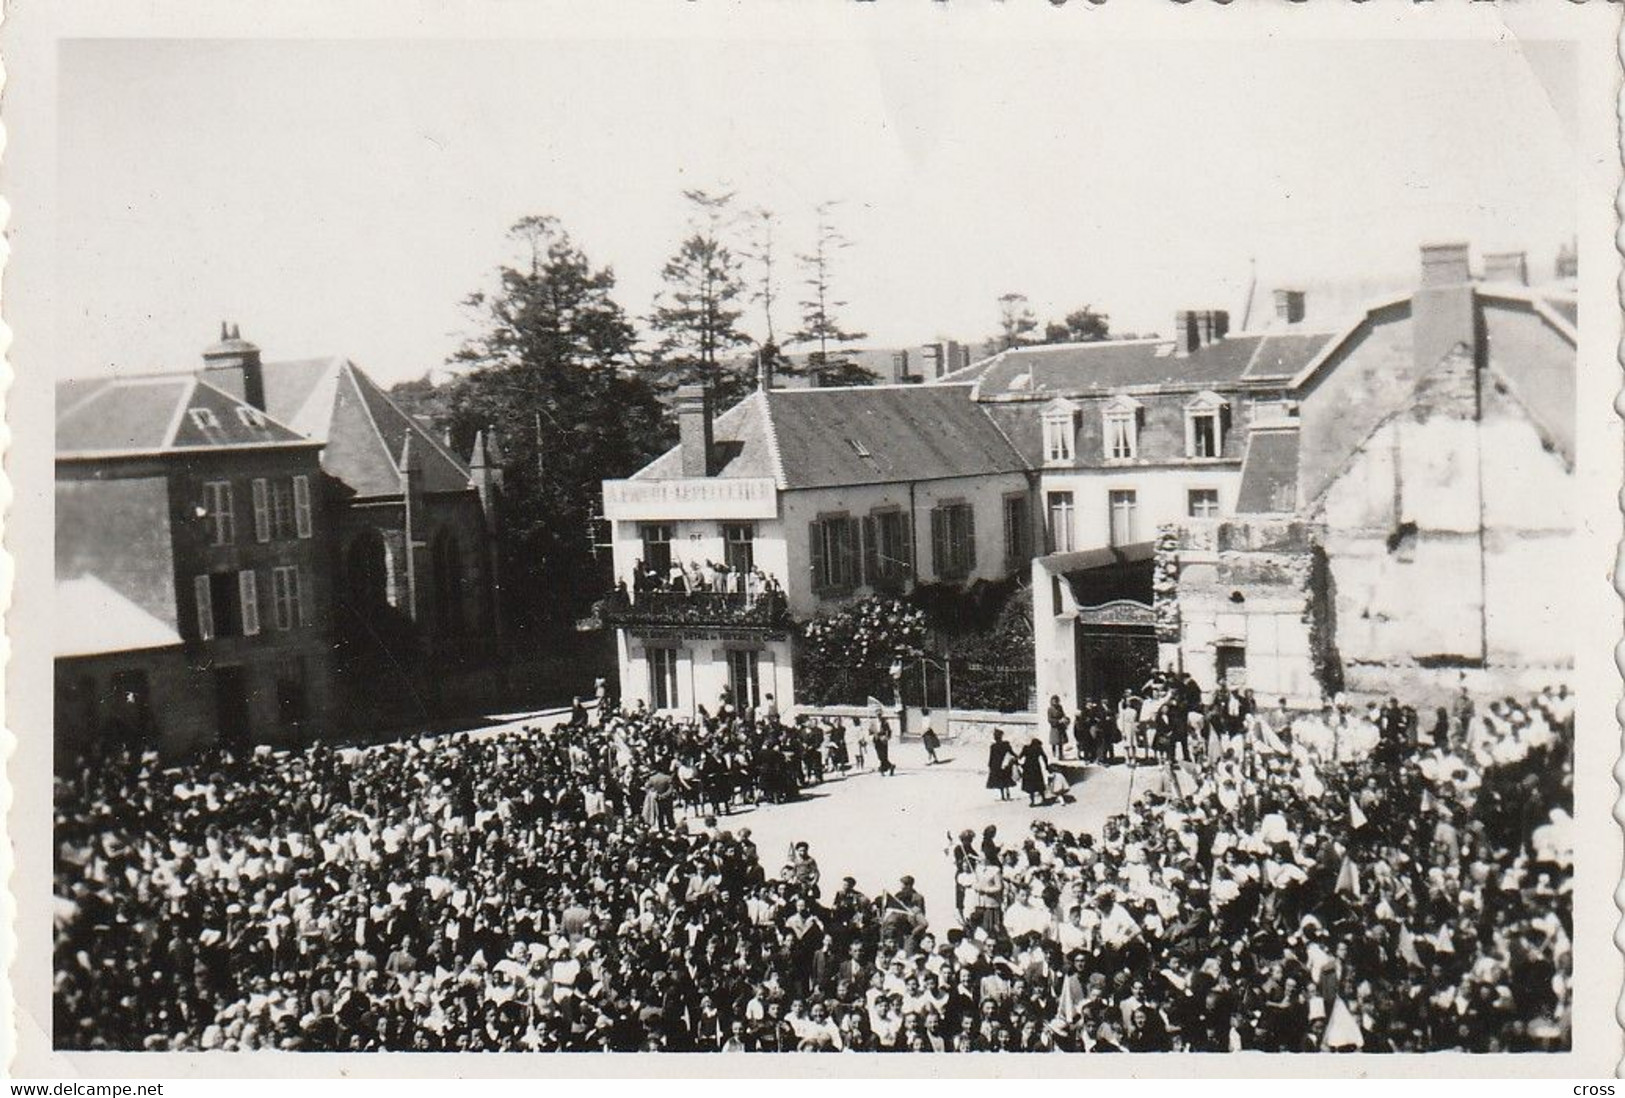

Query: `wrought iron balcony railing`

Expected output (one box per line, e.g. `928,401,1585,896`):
594,588,792,631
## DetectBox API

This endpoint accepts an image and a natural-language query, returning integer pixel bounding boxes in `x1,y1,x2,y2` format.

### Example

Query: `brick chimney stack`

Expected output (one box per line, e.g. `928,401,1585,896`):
1414,242,1478,376
676,385,714,477
202,322,266,411
1273,289,1306,325
1482,251,1528,286
1173,309,1229,355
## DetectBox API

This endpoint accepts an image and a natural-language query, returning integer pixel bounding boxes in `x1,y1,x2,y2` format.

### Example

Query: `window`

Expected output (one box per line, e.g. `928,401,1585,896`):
1046,491,1075,554
1041,400,1078,465
1102,396,1143,460
271,566,305,631
292,475,313,539
930,502,977,581
648,647,680,710
239,570,261,636
1108,490,1138,546
431,532,465,635
722,523,755,574
863,509,911,586
1051,574,1064,617
1187,488,1221,519
1003,494,1031,574
810,515,860,594
236,406,267,428
727,649,760,709
251,479,271,543
1185,392,1230,458
276,658,307,725
202,481,235,546
272,481,296,540
195,570,257,638
641,523,674,574
188,407,220,431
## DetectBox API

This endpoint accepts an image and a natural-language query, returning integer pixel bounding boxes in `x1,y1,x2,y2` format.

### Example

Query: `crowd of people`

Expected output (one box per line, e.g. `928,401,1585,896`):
621,557,786,603
54,676,1572,1054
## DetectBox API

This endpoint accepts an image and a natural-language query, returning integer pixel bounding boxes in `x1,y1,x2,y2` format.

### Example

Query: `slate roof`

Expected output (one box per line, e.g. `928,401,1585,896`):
56,375,310,457
632,384,1029,490
56,477,182,657
969,331,1336,401
221,357,472,498
1234,428,1302,514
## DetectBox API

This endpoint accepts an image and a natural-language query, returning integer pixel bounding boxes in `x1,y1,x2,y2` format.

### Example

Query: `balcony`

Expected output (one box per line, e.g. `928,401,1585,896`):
594,587,792,635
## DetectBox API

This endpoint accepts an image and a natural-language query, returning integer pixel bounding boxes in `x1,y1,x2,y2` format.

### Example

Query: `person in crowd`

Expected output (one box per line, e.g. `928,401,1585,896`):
1046,696,1070,761
986,729,1016,801
1018,737,1051,808
920,709,943,766
52,681,1571,1054
871,707,897,777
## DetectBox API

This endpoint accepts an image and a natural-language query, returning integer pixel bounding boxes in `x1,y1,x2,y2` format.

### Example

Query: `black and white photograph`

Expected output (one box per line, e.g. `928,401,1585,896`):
6,0,1622,1081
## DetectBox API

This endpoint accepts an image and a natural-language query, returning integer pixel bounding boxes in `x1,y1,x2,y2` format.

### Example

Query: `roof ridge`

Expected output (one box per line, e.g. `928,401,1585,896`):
55,378,114,422
756,390,789,489
341,361,400,480
1482,359,1574,472
347,360,472,475
160,375,200,450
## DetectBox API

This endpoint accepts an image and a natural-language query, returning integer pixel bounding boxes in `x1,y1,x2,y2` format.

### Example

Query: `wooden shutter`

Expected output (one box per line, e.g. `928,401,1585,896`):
962,505,977,572
294,568,308,627
862,516,879,585
293,475,313,538
251,479,271,543
239,570,260,636
930,507,946,579
902,512,914,576
194,575,215,641
808,521,826,593
844,518,862,589
1002,498,1015,569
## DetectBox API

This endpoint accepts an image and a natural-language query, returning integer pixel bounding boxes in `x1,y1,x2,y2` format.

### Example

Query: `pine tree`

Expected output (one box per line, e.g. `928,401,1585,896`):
790,200,874,387
442,215,671,637
992,292,1039,354
649,190,754,407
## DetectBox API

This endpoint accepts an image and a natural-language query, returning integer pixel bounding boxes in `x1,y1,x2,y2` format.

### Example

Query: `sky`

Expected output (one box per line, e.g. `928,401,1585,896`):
56,35,1579,387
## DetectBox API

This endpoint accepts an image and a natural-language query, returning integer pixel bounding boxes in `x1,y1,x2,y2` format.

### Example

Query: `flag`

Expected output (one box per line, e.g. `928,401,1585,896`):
1348,796,1368,830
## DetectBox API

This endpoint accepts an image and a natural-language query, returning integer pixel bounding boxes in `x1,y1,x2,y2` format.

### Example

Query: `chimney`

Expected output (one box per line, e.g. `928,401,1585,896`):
1413,242,1478,375
1419,241,1471,288
676,385,714,477
201,321,266,411
1174,310,1228,355
1482,251,1528,286
1273,289,1306,325
756,347,775,391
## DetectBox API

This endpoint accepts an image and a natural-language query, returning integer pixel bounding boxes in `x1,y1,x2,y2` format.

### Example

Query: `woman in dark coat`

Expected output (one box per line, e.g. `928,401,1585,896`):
1019,738,1050,806
986,729,1015,800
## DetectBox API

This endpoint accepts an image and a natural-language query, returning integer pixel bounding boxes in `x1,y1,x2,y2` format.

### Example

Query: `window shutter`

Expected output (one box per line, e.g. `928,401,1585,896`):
239,570,260,636
930,508,946,579
862,516,879,585
902,512,914,576
293,475,313,538
844,518,862,589
963,505,977,572
809,521,826,592
251,479,270,542
294,568,308,627
194,575,215,641
1002,499,1015,566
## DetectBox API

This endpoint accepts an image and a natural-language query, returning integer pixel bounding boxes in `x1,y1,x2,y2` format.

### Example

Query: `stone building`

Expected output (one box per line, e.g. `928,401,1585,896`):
1161,243,1577,704
600,383,1034,716
195,330,505,726
55,372,333,761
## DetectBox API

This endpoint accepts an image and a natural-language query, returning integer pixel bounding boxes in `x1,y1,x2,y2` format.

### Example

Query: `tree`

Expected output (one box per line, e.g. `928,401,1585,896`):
1041,304,1112,345
794,597,928,705
742,206,781,345
649,189,754,408
790,200,874,387
442,215,672,637
992,292,1039,354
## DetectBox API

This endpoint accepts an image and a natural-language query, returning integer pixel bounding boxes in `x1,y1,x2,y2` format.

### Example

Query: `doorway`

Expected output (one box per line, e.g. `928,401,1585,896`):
1075,627,1158,705
213,666,251,749
1216,644,1248,689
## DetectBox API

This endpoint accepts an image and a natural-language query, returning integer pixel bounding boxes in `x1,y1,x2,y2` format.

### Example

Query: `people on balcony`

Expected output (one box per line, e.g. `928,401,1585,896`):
622,558,785,608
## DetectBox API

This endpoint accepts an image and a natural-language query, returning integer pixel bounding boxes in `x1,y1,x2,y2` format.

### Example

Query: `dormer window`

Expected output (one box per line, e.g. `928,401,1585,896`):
1101,395,1142,461
236,406,267,428
188,407,220,431
1040,398,1079,465
1185,391,1230,459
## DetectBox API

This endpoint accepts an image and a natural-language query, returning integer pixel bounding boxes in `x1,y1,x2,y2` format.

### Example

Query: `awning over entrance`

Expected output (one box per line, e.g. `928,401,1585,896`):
1037,541,1156,619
